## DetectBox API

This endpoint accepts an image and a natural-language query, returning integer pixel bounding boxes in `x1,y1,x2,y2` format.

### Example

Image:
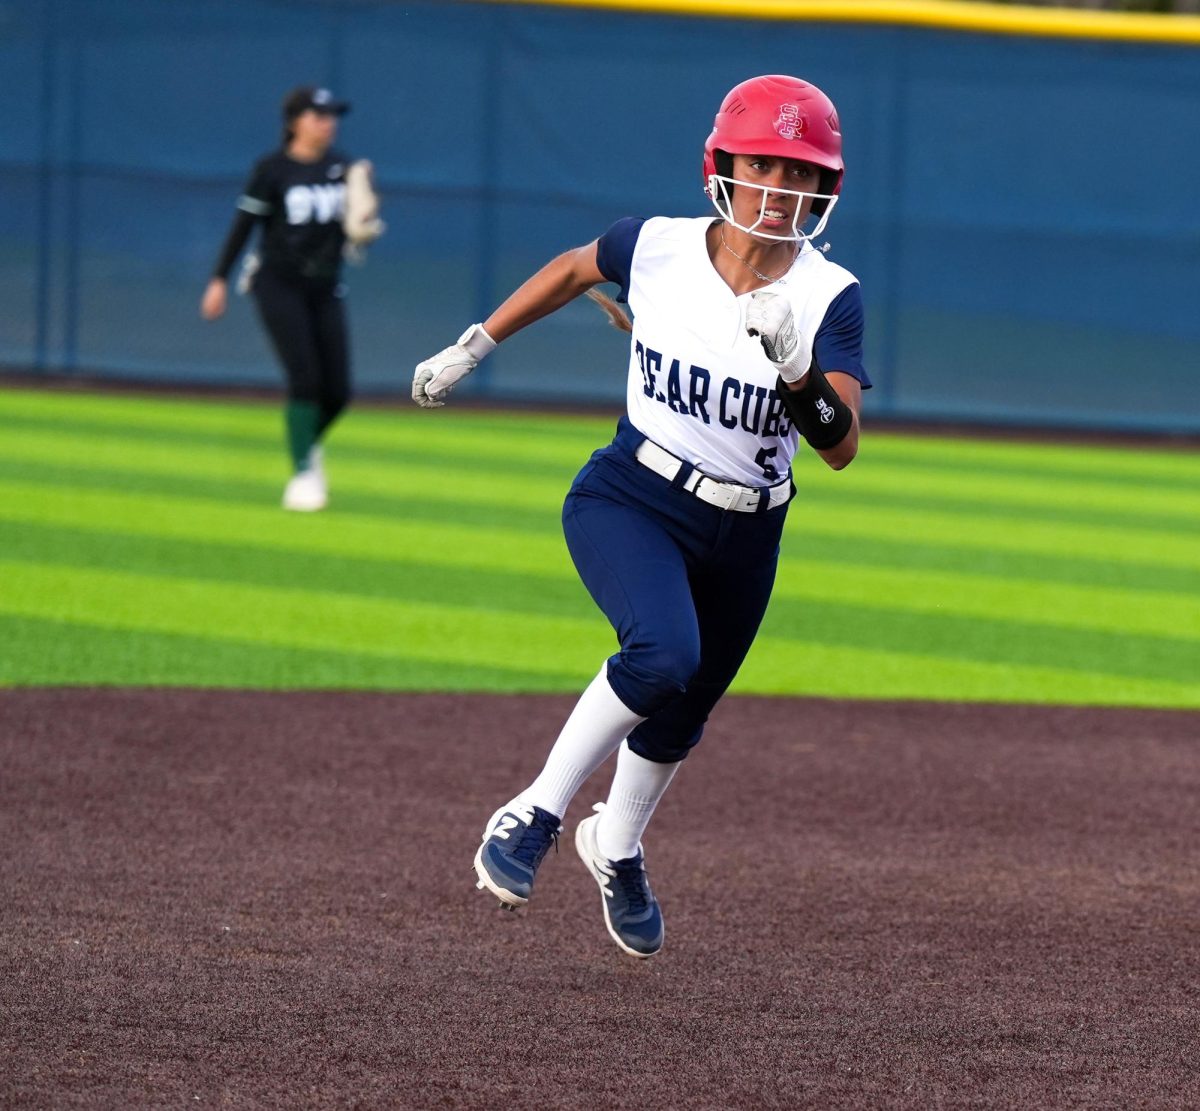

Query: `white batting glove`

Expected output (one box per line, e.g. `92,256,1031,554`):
745,291,812,384
412,324,497,409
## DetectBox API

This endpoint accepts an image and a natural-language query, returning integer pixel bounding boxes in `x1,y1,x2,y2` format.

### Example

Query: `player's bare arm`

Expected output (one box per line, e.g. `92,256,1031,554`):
412,242,606,408
483,241,606,342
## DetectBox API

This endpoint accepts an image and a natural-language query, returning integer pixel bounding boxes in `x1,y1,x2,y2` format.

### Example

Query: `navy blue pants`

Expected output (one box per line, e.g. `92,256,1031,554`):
562,418,790,764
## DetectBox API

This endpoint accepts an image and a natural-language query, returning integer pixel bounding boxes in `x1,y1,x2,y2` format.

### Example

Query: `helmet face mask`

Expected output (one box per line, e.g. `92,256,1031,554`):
703,75,844,243
708,171,839,244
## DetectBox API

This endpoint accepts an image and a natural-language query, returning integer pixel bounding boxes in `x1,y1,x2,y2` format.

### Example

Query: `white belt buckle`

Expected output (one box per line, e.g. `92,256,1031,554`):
718,483,741,512
699,478,737,511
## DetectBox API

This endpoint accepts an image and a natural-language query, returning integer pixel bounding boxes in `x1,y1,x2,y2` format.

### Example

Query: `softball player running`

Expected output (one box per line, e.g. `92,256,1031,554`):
413,75,870,958
201,86,380,511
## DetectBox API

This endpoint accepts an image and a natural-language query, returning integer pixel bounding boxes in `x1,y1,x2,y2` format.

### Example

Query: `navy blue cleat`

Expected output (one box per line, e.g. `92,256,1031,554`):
474,800,562,909
574,802,664,958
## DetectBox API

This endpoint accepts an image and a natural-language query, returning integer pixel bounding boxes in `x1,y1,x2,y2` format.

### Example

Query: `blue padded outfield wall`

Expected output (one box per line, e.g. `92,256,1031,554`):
3,0,1199,433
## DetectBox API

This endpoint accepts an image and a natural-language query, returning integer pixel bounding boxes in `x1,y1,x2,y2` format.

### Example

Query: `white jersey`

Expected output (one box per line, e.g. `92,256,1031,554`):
599,215,866,487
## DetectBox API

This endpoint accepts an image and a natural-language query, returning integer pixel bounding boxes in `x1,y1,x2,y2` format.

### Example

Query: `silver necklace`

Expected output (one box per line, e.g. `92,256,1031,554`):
719,224,797,284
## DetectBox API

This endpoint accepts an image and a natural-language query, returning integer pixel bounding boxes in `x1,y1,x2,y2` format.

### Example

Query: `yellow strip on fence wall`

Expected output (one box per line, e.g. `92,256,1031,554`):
480,0,1200,45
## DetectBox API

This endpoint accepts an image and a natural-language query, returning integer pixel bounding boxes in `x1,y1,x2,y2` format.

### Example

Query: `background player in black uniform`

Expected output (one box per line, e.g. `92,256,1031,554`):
201,86,360,512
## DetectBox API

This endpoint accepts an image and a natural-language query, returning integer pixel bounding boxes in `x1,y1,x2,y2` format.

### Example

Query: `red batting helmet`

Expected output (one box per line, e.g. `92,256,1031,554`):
703,75,844,218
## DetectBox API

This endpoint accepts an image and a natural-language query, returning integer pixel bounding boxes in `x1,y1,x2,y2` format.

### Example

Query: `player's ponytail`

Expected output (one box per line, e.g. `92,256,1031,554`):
586,289,632,334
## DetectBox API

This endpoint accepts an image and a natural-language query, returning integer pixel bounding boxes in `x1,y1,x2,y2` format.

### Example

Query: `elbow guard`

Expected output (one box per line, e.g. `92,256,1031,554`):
777,364,854,450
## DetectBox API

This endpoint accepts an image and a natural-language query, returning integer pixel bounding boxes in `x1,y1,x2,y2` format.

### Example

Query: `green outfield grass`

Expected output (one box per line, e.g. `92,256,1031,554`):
1,385,1197,706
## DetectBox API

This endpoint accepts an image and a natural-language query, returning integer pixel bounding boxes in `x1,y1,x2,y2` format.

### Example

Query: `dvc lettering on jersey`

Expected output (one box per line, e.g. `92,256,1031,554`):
635,340,793,439
284,183,346,226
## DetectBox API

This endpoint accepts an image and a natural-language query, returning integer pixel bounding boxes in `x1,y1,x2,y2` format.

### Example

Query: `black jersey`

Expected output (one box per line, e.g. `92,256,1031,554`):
237,149,350,282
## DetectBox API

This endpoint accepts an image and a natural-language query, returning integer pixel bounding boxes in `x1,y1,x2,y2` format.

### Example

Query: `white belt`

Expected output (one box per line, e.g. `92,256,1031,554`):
634,439,791,513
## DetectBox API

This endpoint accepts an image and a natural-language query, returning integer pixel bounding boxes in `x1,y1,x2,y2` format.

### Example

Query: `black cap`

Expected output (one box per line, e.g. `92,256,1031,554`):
282,85,351,120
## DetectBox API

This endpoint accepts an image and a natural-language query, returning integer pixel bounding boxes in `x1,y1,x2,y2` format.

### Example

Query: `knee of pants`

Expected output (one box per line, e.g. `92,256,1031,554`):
606,642,700,719
626,722,703,764
624,674,728,762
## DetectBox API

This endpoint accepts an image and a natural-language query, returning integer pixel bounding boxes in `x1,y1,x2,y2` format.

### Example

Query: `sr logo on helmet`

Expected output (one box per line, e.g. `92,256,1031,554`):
774,103,806,141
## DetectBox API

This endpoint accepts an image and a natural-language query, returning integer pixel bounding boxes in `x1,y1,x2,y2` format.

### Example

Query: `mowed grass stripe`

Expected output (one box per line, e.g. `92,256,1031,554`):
0,415,595,485
0,614,587,690
852,447,1200,498
0,479,574,575
3,422,1196,539
0,388,617,464
5,385,1198,488
8,524,1195,688
4,429,1195,547
6,390,1197,498
1,521,595,621
4,389,1197,538
0,457,565,538
3,561,1194,705
8,382,1192,473
11,551,1189,685
0,454,1193,596
0,561,614,675
0,413,603,483
734,635,1199,707
2,387,1196,705
1,477,1195,600
797,458,1200,527
785,495,1198,569
772,558,1200,642
0,385,617,444
861,430,1200,486
6,389,1197,536
802,534,1198,595
4,465,1195,623
0,427,579,513
6,518,1195,645
761,595,1196,685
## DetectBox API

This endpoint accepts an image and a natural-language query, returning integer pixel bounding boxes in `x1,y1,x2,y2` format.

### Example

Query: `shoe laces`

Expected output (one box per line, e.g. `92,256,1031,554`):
510,807,561,868
609,857,650,914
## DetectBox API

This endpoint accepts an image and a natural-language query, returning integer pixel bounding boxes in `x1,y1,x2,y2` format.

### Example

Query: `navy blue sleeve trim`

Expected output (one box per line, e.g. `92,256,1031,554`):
813,283,871,389
595,217,645,304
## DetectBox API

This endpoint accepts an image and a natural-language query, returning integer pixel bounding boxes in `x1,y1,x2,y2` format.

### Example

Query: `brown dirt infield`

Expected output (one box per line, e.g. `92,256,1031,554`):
2,689,1197,1109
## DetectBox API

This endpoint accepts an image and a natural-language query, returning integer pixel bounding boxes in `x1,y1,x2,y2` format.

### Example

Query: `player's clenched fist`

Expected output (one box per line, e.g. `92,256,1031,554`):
411,344,475,409
412,323,497,408
745,291,812,384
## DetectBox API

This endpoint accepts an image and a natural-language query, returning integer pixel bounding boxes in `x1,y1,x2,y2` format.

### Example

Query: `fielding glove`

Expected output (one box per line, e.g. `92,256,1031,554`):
343,160,386,246
412,323,497,408
745,291,812,384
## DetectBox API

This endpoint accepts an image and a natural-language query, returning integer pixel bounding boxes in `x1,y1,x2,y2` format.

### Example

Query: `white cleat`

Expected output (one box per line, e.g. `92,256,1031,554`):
282,467,327,512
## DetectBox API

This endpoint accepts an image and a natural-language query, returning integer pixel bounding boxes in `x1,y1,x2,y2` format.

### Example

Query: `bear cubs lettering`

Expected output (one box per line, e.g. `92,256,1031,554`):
634,340,794,438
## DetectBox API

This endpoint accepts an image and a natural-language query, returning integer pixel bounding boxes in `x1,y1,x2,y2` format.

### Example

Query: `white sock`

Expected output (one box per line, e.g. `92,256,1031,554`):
520,665,646,821
595,741,680,861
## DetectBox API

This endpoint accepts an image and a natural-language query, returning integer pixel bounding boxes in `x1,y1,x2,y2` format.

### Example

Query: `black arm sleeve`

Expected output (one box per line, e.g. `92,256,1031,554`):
211,210,257,280
777,361,855,451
